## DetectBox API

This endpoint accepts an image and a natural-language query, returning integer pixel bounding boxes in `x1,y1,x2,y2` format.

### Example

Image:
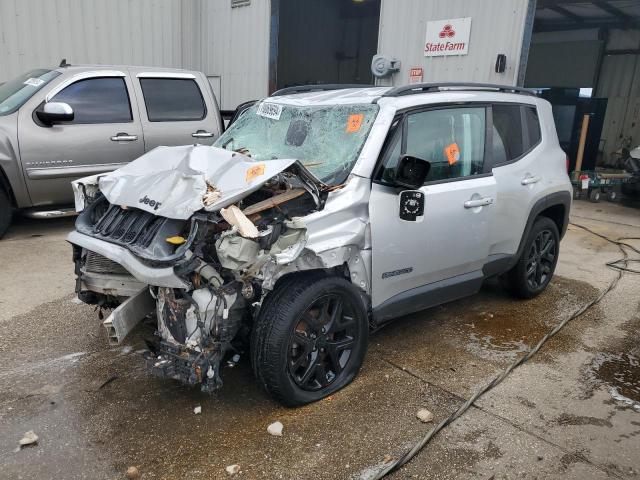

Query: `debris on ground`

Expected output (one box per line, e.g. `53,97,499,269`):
194,406,202,415
416,408,434,423
383,454,393,463
267,421,284,436
125,466,140,479
18,430,38,448
203,181,222,206
225,464,241,476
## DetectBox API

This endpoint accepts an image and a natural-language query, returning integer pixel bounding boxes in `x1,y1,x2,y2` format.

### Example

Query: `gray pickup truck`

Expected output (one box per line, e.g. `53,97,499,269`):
0,64,224,238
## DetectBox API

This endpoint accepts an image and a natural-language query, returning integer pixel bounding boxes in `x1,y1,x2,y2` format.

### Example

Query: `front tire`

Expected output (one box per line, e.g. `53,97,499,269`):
0,187,13,239
503,216,559,299
251,275,369,407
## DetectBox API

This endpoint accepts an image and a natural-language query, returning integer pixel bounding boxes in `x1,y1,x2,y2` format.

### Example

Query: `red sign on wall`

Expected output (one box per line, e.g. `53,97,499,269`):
409,67,423,84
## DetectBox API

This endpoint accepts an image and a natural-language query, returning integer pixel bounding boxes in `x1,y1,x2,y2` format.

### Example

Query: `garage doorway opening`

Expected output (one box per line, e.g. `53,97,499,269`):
524,1,640,173
273,0,381,90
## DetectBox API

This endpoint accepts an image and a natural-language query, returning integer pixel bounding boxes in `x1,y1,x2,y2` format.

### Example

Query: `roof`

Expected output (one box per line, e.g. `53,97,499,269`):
266,84,538,107
266,87,391,106
53,64,196,75
535,0,640,32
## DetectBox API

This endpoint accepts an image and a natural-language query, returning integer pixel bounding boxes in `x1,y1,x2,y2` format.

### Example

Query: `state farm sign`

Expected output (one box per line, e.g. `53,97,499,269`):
424,17,472,57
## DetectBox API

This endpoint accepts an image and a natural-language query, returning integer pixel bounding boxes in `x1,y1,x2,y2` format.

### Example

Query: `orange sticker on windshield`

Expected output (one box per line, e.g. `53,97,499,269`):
346,114,364,133
444,143,460,165
245,163,266,182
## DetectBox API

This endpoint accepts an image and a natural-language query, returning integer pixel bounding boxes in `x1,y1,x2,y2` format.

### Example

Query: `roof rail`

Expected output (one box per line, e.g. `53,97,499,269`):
271,84,377,96
382,83,537,97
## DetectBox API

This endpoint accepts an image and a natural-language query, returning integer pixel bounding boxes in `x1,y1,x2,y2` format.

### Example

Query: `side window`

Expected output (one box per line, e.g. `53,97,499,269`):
139,78,206,121
380,107,486,184
51,77,132,124
492,104,524,162
523,106,541,148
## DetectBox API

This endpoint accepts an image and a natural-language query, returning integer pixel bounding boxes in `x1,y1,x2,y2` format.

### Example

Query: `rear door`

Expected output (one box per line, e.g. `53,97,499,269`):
18,71,144,206
369,105,497,312
488,103,543,256
131,71,221,150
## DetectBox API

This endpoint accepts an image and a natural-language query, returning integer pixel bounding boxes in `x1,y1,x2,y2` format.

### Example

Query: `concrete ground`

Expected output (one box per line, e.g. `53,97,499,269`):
1,200,639,480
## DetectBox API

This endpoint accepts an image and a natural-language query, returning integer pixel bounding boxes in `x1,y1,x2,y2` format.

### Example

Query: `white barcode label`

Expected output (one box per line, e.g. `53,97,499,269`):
23,78,45,87
256,102,283,120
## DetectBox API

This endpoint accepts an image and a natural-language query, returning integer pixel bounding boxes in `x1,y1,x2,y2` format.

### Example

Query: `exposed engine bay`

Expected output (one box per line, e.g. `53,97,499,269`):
68,144,370,392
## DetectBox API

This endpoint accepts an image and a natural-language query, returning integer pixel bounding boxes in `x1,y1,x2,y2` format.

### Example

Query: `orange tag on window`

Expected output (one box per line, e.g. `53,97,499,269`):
444,143,460,165
346,113,364,133
245,163,265,182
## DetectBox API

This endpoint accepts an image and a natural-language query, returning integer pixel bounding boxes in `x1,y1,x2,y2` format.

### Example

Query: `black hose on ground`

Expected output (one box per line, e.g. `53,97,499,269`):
372,222,639,479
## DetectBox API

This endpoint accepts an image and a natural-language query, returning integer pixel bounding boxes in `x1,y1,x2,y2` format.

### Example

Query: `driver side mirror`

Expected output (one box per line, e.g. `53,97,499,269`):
36,102,74,125
394,155,431,189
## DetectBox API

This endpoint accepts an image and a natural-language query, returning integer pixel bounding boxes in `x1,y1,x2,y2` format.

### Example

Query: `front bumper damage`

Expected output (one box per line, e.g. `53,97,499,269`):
68,145,349,392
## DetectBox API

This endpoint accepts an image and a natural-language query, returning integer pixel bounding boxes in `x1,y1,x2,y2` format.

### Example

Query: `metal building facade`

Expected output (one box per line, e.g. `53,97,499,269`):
375,0,531,86
0,0,271,110
1,0,532,109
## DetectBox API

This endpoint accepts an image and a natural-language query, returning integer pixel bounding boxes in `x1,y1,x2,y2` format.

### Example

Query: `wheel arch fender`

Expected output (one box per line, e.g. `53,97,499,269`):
260,245,371,295
508,190,571,271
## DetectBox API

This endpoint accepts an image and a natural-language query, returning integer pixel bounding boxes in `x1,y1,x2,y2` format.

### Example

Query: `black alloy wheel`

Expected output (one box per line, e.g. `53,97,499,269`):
288,293,358,391
525,229,556,291
503,216,560,299
251,275,368,406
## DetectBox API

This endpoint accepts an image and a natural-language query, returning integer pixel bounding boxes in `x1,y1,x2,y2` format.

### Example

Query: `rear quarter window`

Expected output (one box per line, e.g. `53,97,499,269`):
492,104,541,165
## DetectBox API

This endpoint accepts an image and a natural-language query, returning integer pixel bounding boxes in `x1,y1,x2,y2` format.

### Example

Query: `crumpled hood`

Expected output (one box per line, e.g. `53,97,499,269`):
96,145,297,220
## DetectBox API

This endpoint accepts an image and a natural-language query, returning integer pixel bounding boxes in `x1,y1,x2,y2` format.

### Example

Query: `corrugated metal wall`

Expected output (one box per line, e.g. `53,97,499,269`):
376,0,530,86
0,0,187,77
0,0,270,110
198,0,271,110
596,54,640,160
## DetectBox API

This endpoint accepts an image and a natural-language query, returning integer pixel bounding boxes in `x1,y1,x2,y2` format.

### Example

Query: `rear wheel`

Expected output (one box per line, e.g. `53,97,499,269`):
251,275,369,407
0,187,13,239
503,216,559,299
589,188,601,203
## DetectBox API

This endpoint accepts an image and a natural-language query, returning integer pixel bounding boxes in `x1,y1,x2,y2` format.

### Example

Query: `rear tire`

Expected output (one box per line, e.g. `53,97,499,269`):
503,216,559,299
251,275,369,407
589,188,601,203
0,187,13,239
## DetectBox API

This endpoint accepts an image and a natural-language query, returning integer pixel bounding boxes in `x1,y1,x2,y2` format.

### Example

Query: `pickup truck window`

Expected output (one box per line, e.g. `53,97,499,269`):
51,77,133,124
0,69,60,116
139,78,206,121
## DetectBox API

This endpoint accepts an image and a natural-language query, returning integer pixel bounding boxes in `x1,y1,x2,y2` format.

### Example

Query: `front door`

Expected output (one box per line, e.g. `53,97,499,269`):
369,105,496,313
18,72,144,206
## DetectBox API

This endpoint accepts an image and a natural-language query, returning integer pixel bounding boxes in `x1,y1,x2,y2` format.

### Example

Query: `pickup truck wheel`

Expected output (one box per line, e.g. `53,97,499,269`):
251,275,368,407
0,187,13,239
504,216,559,299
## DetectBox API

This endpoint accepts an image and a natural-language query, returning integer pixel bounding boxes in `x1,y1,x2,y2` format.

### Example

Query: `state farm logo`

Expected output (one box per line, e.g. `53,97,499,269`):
425,17,471,57
439,24,455,38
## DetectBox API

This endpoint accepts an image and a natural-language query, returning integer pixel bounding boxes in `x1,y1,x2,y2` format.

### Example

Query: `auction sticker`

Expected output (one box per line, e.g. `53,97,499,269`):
245,163,266,182
346,113,364,133
23,78,45,87
256,102,283,120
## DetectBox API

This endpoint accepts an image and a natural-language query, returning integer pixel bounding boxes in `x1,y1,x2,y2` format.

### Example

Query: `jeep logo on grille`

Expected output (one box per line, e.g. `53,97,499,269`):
139,195,162,211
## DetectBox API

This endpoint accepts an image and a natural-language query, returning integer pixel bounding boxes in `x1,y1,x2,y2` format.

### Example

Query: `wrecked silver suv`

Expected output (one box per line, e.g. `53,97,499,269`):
69,84,571,406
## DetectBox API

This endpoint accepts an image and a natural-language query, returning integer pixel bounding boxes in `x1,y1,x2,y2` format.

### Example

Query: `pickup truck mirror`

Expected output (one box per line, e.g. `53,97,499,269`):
36,102,74,125
394,155,431,189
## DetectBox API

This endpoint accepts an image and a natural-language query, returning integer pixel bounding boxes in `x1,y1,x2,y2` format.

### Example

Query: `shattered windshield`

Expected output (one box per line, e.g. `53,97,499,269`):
214,102,379,185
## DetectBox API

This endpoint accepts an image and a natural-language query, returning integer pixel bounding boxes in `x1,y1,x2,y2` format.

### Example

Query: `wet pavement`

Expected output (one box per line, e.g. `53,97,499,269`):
1,200,639,479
